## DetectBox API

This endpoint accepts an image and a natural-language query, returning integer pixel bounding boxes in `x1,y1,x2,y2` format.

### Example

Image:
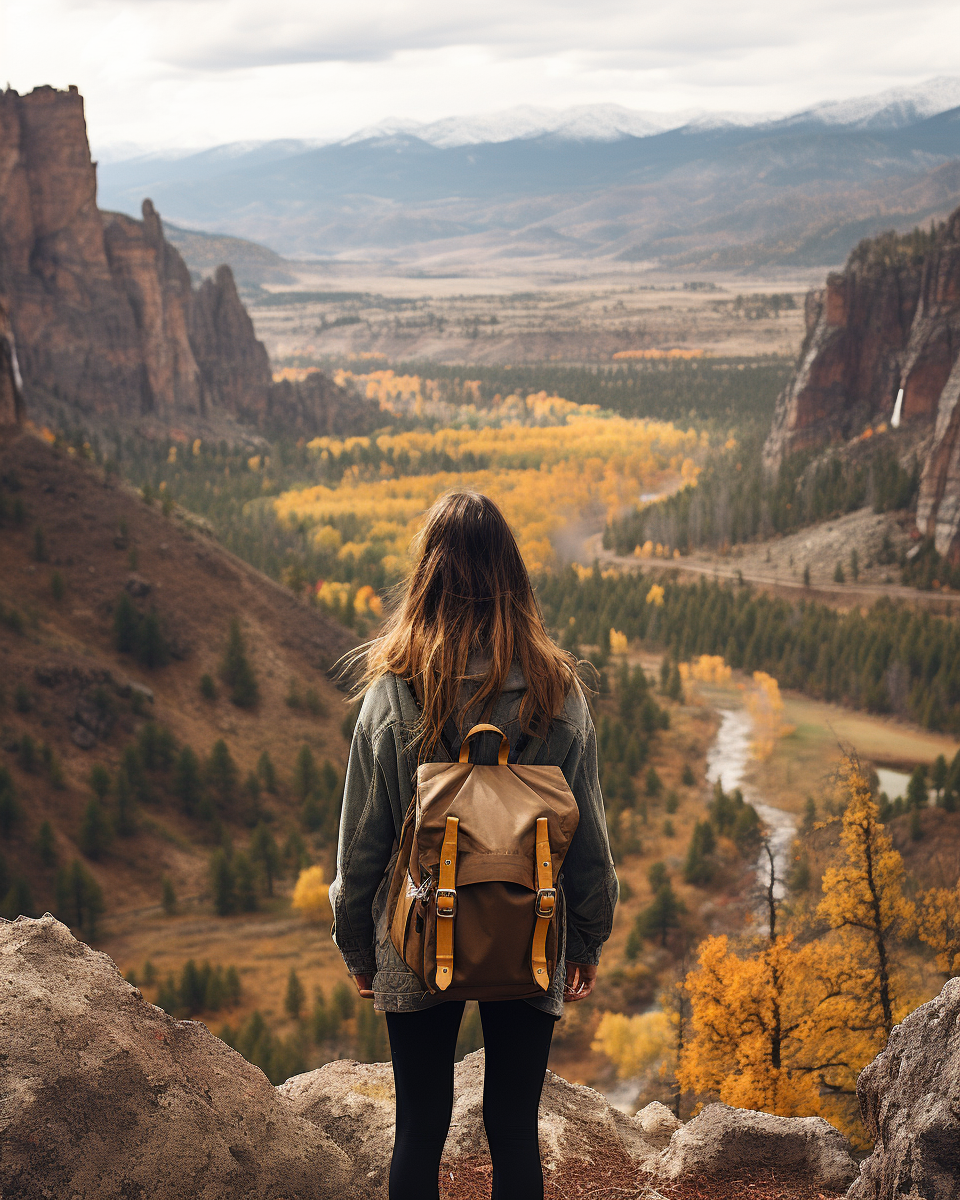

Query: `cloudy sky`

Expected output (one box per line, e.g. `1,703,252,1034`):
3,0,960,154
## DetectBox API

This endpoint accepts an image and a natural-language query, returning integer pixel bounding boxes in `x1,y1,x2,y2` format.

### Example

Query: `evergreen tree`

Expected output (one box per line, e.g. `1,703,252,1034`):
173,745,203,816
257,750,278,794
161,876,177,916
209,849,237,916
684,820,716,885
113,591,140,654
633,879,686,949
235,851,258,912
0,768,20,836
79,799,111,861
206,740,239,812
293,745,319,804
56,859,105,938
1,876,34,920
285,968,306,1021
681,763,695,787
36,819,57,867
221,617,259,708
114,766,136,836
250,823,281,896
88,763,111,802
906,765,928,811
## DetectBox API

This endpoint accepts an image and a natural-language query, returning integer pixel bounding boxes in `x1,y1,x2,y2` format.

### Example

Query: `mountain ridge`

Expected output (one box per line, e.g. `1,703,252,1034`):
94,88,960,271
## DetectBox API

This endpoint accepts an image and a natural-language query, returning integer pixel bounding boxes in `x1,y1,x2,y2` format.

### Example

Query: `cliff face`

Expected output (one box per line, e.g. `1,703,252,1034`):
0,85,271,429
764,210,960,561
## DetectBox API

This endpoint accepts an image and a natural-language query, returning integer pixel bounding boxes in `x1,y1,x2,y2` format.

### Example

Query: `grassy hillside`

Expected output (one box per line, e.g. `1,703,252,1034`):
0,429,356,927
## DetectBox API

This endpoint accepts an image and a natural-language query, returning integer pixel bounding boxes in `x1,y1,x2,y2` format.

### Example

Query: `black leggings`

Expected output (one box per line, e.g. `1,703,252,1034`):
385,1000,555,1200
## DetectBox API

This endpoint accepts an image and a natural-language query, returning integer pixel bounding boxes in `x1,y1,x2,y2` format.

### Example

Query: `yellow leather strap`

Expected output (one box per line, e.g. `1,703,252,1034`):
435,816,459,990
531,817,555,991
458,724,510,766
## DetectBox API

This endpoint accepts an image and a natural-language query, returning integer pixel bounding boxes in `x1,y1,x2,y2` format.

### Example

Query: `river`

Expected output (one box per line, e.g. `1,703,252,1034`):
704,708,797,901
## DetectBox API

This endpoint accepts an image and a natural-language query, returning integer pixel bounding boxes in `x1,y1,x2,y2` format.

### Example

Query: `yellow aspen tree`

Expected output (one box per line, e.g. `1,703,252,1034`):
918,885,960,976
815,763,916,1043
678,934,821,1118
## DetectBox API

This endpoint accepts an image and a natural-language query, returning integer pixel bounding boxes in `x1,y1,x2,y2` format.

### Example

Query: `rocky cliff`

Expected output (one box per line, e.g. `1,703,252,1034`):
2,915,860,1200
763,211,960,561
0,85,367,439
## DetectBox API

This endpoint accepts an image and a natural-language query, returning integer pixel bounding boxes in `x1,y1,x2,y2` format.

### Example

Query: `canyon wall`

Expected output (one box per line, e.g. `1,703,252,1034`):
764,211,960,561
0,85,331,436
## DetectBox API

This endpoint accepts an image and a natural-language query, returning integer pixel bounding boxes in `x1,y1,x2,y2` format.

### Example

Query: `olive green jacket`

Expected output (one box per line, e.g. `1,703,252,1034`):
328,666,618,1015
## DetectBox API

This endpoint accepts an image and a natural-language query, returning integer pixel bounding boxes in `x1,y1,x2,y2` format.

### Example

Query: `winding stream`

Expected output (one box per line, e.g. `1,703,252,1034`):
704,708,797,901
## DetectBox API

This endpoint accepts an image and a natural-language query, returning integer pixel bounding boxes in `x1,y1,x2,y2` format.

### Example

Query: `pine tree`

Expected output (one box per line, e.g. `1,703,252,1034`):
235,852,258,912
0,768,20,836
161,876,177,916
113,591,140,654
257,750,278,794
285,968,305,1021
250,823,281,896
293,745,319,804
80,799,111,861
173,745,203,816
906,764,928,810
114,766,136,836
210,849,237,916
683,820,716,885
88,763,111,802
56,859,105,938
221,617,259,708
36,820,57,867
206,740,239,812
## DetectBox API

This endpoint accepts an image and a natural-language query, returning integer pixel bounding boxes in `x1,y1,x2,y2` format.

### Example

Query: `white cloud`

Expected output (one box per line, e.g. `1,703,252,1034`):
3,0,960,152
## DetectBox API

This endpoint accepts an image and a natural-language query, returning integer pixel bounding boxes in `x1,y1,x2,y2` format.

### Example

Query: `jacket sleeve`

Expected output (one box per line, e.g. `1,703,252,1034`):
328,716,400,975
561,718,619,966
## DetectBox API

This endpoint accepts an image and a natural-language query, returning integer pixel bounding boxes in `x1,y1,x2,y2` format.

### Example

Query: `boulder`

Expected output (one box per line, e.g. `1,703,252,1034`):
655,1102,858,1192
848,977,960,1200
635,1100,682,1148
282,1049,658,1198
0,914,351,1199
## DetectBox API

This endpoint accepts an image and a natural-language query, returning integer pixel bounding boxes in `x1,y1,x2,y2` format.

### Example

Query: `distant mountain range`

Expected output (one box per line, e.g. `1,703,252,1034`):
97,78,960,273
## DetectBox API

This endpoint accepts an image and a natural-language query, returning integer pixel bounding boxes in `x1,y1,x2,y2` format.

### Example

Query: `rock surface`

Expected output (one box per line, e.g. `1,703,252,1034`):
0,914,350,1199
848,976,960,1200
763,209,960,561
656,1102,858,1192
282,1049,658,1197
1,913,868,1199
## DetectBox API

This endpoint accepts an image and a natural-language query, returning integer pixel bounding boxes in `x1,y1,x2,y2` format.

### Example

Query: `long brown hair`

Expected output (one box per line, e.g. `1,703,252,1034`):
350,490,577,753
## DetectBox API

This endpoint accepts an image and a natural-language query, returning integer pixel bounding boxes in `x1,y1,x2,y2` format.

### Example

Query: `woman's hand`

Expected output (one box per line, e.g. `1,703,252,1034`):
352,972,375,999
563,962,597,1002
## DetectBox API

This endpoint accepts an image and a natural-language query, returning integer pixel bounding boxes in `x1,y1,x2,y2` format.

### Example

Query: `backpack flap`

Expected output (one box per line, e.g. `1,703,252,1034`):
387,723,580,999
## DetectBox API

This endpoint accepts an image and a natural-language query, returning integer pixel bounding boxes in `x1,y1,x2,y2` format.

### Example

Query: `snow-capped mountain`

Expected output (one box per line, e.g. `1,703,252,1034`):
792,76,960,130
343,103,782,148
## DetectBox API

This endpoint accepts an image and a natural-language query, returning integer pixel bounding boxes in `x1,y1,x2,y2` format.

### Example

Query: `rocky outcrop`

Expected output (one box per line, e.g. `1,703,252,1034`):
190,264,271,419
0,84,368,439
657,1103,857,1192
3,913,863,1198
266,370,383,439
0,913,351,1199
848,976,960,1200
282,1051,658,1195
763,211,960,561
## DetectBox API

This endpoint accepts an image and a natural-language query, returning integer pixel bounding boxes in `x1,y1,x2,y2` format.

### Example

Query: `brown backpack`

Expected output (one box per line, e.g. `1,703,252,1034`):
386,723,580,1000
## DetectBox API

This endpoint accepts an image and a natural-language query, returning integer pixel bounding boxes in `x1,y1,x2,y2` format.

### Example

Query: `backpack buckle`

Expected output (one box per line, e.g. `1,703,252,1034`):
535,888,556,918
436,888,458,918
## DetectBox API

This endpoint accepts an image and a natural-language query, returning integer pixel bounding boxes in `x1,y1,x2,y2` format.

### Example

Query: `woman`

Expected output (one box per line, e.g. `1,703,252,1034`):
329,490,618,1200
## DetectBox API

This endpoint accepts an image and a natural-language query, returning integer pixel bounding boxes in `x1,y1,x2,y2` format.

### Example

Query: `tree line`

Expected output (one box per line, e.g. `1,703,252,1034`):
537,567,960,736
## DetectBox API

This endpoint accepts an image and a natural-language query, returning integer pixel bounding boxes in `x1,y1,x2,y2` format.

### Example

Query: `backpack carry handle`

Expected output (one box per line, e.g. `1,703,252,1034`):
458,724,510,766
